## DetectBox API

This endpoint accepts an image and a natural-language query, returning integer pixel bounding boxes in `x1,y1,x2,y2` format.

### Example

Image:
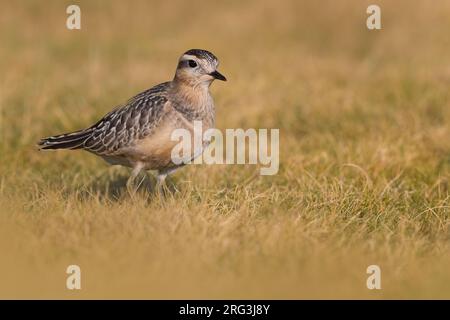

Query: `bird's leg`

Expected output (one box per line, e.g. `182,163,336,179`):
166,174,180,194
156,173,168,200
127,164,143,196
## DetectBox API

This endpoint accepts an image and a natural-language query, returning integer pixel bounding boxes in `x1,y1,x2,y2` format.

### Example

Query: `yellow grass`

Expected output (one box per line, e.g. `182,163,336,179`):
1,0,450,299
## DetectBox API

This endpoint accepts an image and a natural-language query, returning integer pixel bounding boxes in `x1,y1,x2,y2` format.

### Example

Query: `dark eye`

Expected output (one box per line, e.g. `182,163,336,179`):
188,60,197,68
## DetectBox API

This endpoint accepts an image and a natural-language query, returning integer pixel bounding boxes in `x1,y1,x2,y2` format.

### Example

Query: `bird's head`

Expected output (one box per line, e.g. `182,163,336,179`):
174,49,226,87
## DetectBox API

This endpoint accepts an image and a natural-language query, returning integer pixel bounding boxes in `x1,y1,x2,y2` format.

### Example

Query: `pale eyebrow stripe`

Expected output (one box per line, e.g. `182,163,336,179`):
180,54,197,61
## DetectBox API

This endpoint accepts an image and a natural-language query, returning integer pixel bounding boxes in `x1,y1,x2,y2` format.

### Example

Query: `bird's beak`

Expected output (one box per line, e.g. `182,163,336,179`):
209,70,227,81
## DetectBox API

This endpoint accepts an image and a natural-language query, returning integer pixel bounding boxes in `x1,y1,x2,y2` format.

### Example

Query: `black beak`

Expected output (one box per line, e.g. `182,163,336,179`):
210,70,227,81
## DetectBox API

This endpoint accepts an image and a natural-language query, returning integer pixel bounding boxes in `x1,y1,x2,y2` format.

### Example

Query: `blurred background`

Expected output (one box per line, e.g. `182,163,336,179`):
0,0,449,299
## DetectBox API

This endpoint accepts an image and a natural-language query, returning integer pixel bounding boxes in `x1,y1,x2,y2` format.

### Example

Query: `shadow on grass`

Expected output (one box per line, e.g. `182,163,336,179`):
72,171,179,202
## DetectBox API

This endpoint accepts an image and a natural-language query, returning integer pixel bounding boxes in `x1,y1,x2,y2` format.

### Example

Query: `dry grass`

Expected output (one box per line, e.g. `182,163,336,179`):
1,0,450,299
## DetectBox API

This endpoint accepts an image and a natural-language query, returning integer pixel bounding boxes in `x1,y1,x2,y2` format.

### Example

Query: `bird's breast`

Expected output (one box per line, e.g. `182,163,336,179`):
128,106,214,170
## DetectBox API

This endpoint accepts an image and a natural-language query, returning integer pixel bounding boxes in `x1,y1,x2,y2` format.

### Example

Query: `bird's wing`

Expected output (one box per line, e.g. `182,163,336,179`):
82,82,170,155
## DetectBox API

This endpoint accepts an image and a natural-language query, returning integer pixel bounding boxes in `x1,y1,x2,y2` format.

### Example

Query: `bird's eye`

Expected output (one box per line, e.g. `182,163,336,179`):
188,60,197,68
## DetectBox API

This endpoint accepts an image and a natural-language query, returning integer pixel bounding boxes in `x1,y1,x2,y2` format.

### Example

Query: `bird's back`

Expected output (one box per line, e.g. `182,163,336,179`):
38,82,171,156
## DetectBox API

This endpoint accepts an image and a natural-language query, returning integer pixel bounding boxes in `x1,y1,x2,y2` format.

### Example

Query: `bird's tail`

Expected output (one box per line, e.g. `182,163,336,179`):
38,129,91,150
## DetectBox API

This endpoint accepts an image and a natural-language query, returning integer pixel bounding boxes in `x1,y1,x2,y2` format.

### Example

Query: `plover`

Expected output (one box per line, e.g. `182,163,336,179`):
38,49,226,193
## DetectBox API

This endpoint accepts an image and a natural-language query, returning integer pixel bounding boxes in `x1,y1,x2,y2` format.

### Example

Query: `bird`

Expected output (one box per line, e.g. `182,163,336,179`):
38,49,226,194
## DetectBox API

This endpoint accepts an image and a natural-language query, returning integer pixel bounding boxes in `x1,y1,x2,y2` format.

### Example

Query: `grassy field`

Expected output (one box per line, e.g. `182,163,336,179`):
1,0,450,299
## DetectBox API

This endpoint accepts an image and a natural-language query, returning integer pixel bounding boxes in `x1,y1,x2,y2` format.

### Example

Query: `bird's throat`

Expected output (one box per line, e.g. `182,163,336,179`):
171,79,211,109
